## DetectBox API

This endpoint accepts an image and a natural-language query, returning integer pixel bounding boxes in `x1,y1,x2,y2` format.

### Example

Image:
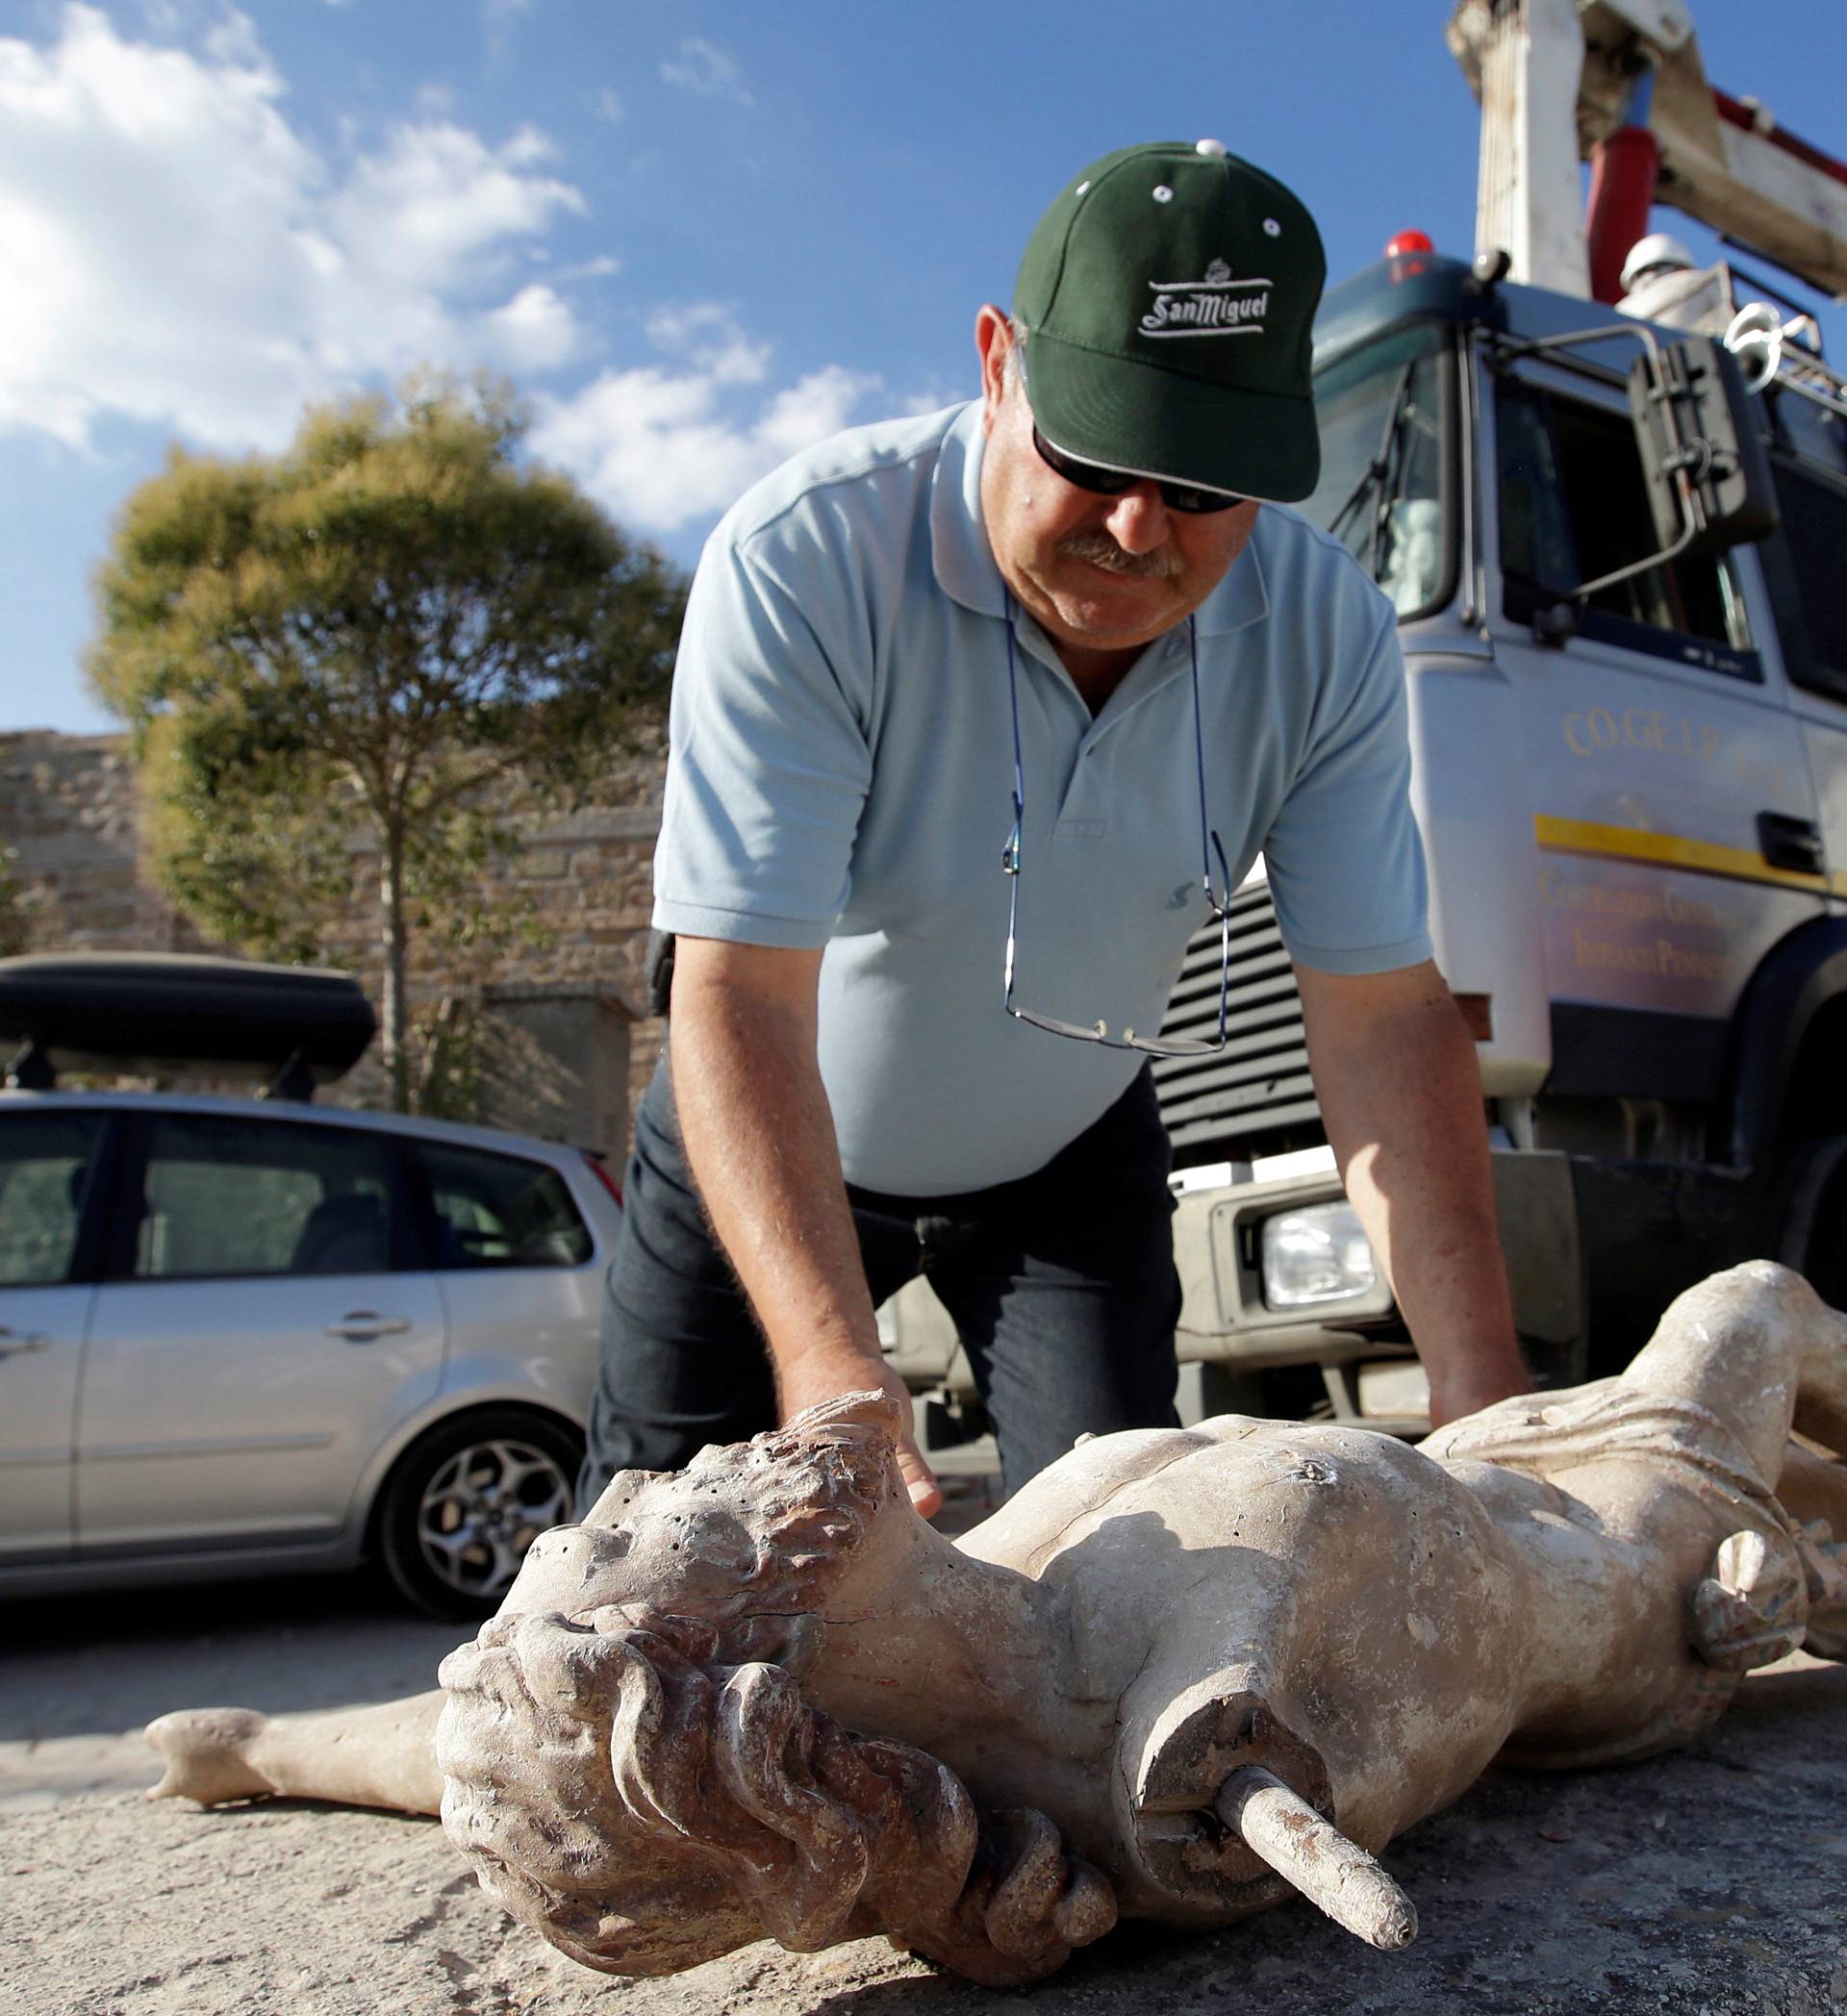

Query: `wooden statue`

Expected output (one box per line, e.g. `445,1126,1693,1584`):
146,1261,1847,1986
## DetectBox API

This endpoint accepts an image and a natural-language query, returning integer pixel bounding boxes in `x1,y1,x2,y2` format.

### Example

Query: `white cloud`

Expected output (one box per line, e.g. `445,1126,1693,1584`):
486,282,576,369
0,7,884,542
483,0,536,62
200,12,264,65
643,303,769,384
756,368,883,457
590,87,622,125
325,120,582,292
529,314,880,532
660,37,752,107
0,5,590,452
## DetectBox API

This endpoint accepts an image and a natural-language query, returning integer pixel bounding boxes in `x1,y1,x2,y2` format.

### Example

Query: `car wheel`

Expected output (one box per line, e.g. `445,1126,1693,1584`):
374,1408,583,1621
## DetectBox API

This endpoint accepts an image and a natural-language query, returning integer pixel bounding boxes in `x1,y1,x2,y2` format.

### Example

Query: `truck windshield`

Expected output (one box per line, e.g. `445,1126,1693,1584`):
1299,324,1450,618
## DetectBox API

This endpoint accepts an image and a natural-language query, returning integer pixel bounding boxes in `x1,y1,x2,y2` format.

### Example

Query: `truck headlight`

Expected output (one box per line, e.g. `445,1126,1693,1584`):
1259,1201,1378,1309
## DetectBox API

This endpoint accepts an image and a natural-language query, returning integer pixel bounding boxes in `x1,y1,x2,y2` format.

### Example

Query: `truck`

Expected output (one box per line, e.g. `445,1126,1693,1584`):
886,0,1847,1459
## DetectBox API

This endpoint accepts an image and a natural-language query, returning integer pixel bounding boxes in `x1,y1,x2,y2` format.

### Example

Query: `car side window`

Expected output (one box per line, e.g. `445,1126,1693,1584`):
133,1115,400,1279
417,1143,592,1270
1496,376,1758,672
0,1112,103,1286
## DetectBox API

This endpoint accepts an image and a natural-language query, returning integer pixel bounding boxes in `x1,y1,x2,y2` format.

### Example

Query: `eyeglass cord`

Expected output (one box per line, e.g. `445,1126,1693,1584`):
1001,593,1219,903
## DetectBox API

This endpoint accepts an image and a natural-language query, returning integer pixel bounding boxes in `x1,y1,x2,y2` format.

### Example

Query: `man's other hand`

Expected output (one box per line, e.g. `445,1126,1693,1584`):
1296,959,1531,1431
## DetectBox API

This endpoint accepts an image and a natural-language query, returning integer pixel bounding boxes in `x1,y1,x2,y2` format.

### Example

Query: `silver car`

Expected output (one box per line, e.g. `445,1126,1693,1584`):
0,1090,622,1619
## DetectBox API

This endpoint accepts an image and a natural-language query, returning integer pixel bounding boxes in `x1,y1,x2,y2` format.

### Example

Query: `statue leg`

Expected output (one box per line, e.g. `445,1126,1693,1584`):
145,1691,445,1813
1617,1262,1847,1481
1609,1265,1847,1672
1778,1439,1847,1528
1425,1263,1847,1751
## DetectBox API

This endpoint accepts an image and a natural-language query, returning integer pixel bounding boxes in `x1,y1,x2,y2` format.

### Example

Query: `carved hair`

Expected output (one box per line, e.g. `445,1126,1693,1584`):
440,1394,1114,1984
559,1394,900,1668
436,1606,1114,1986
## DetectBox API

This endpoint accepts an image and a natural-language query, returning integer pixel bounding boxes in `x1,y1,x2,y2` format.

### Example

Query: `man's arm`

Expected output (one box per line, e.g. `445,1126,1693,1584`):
1294,959,1531,1427
669,934,943,1513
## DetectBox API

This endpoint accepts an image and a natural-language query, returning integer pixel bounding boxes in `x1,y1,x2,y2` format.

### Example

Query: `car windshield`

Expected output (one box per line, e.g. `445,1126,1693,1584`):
1297,323,1451,618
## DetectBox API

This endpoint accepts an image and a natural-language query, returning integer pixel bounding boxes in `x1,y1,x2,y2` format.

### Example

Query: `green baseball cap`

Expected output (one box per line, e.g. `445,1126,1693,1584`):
1012,139,1326,504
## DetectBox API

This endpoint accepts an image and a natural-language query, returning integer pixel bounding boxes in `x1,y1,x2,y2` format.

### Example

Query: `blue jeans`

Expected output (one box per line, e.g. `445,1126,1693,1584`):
578,1051,1181,1511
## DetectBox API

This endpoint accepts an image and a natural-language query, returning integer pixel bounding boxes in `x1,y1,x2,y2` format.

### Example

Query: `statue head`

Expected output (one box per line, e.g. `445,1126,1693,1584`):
435,1391,1115,1985
493,1389,909,1675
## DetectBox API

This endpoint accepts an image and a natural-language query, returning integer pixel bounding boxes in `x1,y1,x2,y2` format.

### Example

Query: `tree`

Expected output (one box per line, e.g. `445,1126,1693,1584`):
89,377,687,1108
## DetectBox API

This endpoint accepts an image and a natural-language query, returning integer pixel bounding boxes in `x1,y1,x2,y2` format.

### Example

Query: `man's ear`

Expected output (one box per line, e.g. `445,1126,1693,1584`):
974,305,1012,432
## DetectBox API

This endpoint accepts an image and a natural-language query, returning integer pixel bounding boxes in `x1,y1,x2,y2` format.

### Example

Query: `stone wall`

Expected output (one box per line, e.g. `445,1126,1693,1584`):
0,733,203,955
0,729,668,1156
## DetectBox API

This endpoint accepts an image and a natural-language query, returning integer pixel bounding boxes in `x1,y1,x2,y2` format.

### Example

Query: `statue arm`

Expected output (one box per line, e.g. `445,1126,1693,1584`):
145,1691,446,1814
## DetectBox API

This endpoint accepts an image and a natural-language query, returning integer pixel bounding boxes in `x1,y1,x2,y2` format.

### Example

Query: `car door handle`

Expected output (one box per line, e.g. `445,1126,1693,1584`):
0,1326,50,1358
1758,811,1825,877
323,1312,413,1342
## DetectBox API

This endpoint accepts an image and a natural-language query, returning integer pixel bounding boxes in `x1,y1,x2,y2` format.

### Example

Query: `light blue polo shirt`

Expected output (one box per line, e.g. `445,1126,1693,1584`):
654,400,1430,1196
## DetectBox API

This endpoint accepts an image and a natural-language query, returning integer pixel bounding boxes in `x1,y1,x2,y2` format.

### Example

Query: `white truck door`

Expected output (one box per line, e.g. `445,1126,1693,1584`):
1758,451,1847,929
1485,356,1825,1081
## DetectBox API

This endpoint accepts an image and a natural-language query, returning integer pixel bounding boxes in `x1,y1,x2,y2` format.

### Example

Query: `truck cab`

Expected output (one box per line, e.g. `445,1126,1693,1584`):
887,244,1847,1450
1156,246,1847,1426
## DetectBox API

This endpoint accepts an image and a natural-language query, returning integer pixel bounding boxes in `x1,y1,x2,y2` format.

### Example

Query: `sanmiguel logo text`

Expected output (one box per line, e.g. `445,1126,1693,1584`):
1140,258,1270,340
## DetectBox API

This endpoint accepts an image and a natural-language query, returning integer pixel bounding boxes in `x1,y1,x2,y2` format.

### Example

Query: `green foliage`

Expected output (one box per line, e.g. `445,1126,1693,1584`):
407,990,490,1125
88,374,687,1109
140,710,360,966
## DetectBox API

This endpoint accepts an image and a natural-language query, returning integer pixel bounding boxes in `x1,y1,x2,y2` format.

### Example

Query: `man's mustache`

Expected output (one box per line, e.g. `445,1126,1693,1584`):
1055,530,1180,578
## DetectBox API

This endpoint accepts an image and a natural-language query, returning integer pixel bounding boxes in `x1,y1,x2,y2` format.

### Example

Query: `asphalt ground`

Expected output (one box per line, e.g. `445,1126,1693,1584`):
2,1516,1843,2015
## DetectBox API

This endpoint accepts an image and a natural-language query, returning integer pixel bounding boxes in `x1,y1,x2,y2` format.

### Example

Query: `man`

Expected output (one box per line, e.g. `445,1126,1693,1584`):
583,139,1531,1518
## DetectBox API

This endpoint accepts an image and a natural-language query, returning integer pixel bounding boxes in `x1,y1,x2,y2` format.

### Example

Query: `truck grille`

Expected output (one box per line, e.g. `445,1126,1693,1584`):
1152,880,1325,1164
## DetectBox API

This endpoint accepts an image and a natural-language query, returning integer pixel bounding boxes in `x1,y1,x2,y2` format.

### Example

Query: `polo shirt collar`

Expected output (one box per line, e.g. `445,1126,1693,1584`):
929,401,1004,617
929,398,1271,638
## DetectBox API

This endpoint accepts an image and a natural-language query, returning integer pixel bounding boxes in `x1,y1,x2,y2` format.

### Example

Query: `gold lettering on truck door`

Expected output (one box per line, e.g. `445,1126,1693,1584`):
1560,712,1721,763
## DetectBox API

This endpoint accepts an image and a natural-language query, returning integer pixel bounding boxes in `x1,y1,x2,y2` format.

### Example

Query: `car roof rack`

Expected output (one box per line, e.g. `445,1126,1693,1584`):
0,953,377,1100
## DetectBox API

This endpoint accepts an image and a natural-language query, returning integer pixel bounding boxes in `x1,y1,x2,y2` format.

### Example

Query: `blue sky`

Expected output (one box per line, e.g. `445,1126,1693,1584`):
4,0,1842,735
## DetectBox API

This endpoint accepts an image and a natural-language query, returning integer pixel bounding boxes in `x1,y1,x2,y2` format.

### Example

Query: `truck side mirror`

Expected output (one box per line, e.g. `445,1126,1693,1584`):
1626,337,1780,560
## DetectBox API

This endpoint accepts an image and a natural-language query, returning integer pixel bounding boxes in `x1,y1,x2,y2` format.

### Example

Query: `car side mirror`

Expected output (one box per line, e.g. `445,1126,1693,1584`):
1627,336,1780,560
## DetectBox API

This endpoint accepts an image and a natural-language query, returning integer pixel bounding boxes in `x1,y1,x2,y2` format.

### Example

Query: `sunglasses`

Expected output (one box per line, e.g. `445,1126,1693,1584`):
1030,425,1246,517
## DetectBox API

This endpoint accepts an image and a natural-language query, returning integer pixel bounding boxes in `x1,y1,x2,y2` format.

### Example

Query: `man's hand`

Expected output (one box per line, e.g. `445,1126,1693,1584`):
670,936,943,1517
1295,959,1531,1429
776,1348,943,1517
